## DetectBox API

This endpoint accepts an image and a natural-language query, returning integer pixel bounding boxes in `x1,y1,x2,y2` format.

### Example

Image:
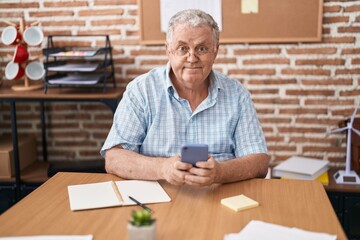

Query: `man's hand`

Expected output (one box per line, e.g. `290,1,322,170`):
161,155,193,185
184,156,219,187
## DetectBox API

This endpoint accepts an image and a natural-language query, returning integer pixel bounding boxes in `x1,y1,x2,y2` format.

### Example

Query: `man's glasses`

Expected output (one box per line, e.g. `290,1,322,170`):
170,45,215,58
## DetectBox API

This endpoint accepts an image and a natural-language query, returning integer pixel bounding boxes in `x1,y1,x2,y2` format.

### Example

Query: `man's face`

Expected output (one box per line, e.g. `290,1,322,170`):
166,24,218,90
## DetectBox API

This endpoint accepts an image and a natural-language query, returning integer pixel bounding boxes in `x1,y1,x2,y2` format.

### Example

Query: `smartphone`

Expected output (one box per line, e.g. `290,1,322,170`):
181,144,208,166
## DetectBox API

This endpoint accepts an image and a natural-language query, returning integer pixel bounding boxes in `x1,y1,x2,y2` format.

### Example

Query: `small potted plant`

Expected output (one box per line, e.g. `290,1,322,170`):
128,209,156,240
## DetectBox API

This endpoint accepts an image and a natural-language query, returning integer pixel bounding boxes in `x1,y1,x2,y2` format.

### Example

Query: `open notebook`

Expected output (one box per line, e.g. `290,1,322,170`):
67,180,171,211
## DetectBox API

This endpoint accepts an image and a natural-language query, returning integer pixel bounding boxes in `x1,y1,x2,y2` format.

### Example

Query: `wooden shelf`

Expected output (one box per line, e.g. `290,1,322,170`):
0,161,49,183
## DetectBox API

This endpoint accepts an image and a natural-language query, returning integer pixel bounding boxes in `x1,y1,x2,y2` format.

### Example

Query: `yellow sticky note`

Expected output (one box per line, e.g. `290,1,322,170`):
221,194,259,212
241,0,259,14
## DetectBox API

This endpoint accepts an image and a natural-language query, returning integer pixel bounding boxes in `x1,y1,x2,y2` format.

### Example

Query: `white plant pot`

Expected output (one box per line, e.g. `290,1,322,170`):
128,222,156,240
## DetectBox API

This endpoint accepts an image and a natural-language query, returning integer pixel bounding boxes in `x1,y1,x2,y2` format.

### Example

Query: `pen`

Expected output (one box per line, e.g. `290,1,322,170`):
128,195,153,213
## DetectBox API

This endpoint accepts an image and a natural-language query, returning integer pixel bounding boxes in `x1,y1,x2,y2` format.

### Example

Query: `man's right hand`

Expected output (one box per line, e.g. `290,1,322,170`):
161,155,192,185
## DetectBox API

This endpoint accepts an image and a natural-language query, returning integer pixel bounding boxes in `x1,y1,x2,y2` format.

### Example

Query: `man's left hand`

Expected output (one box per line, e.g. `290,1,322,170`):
184,156,219,187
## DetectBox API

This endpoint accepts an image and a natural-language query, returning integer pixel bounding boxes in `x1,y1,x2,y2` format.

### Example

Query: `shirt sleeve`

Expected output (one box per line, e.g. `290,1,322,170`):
233,87,268,157
100,82,148,158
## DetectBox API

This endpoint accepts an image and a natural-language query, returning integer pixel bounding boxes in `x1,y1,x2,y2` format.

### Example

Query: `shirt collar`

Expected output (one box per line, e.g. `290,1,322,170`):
165,61,221,100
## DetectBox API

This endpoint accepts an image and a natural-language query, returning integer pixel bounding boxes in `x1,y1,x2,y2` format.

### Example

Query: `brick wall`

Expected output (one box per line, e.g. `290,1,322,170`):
0,0,359,166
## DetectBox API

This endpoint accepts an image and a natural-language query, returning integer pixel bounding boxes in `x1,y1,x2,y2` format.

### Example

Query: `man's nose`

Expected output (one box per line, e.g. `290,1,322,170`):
187,50,199,61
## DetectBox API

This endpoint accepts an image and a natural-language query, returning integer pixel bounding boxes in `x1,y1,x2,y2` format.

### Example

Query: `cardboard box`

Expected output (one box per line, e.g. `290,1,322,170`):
0,134,37,178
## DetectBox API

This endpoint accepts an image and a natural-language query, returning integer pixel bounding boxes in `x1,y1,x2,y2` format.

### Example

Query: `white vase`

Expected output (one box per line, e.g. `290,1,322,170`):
127,222,156,240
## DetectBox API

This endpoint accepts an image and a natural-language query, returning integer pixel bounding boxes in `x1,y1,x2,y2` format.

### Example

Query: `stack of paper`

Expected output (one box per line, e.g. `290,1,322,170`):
272,156,330,180
224,220,337,240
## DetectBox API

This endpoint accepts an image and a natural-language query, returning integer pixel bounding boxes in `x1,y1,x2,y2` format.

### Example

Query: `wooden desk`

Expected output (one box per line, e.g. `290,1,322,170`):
0,172,347,240
0,85,124,202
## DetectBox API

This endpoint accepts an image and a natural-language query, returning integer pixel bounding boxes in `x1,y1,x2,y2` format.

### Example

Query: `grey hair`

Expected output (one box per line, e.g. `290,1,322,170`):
166,9,220,45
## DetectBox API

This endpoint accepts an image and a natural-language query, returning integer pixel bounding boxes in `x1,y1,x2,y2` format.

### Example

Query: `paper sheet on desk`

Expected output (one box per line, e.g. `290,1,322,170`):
224,220,336,240
0,235,92,240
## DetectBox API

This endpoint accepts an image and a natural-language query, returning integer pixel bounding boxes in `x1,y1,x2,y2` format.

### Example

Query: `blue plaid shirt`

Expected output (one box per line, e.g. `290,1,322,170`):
101,63,267,161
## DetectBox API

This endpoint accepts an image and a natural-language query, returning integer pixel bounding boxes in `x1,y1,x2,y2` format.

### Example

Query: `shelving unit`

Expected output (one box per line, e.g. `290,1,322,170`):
0,85,124,213
42,35,116,93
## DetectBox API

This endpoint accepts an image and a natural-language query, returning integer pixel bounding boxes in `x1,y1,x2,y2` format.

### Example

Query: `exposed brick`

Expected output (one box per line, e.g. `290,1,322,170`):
50,113,92,121
295,58,345,66
258,117,291,124
323,16,349,24
126,68,150,75
41,20,86,27
214,58,237,64
278,126,326,133
248,78,297,85
331,108,360,116
304,99,354,106
55,140,98,147
83,123,112,129
253,98,299,105
301,78,352,86
126,30,138,37
256,109,275,114
286,48,337,55
338,26,360,33
339,89,360,97
113,58,135,64
344,5,360,12
303,146,344,153
261,126,274,133
0,3,39,8
243,58,290,65
0,12,24,18
352,58,360,64
78,9,124,17
249,89,279,95
48,131,90,139
323,6,342,13
295,117,340,125
140,59,168,65
286,89,334,96
342,48,360,55
43,30,73,36
47,122,80,129
91,18,136,26
322,27,331,34
29,11,74,17
130,49,166,56
111,39,140,45
281,68,331,76
268,146,297,151
322,36,356,44
233,49,281,55
336,68,360,75
265,136,285,142
79,150,103,157
94,0,137,5
279,108,328,115
44,2,88,7
289,137,337,145
78,29,121,35
228,68,276,75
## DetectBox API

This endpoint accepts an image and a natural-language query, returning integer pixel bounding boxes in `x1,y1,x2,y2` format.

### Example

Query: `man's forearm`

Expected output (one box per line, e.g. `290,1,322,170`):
104,147,165,180
215,153,270,184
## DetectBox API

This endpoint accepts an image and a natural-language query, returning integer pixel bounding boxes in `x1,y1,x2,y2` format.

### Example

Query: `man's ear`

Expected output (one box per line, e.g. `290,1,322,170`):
165,42,170,55
214,44,220,58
